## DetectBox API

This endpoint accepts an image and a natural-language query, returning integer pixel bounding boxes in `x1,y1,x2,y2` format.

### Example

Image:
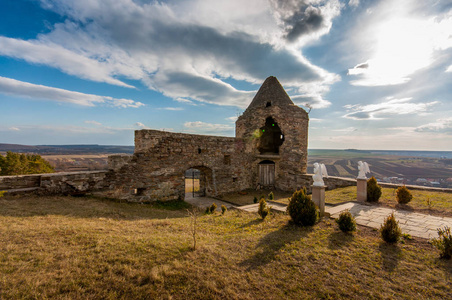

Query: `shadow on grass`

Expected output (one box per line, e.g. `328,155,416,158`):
238,218,264,228
240,222,312,270
327,230,355,250
437,258,452,281
0,195,190,220
378,242,401,273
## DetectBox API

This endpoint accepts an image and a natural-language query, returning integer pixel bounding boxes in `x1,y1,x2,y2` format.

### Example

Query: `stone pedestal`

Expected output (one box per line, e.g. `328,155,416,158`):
357,178,367,202
311,185,326,217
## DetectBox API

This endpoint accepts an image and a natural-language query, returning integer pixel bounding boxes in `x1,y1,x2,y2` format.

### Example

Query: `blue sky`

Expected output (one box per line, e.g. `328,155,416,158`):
1,0,452,150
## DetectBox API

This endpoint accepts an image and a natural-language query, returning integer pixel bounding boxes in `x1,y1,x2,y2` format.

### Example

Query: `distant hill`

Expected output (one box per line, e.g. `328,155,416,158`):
0,143,134,155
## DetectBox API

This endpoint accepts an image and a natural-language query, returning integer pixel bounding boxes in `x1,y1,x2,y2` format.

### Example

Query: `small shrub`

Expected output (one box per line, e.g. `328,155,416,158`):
426,198,433,209
396,186,412,204
367,177,382,202
0,191,5,198
268,191,274,201
380,213,401,243
258,198,270,219
209,203,217,214
336,210,356,232
204,207,211,214
287,188,318,226
431,226,452,259
253,196,258,203
221,205,227,215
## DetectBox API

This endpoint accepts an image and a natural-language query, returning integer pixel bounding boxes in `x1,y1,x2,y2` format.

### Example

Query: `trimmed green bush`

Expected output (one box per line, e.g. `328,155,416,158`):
268,191,274,201
209,203,217,214
367,177,382,202
380,213,401,243
336,210,356,232
253,196,258,204
258,198,270,219
221,205,227,215
287,188,318,226
396,186,413,204
431,226,452,259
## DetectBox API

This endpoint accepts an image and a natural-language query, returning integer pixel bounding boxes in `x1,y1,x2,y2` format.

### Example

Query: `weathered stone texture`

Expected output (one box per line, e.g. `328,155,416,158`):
0,175,41,190
110,130,253,202
0,171,109,195
108,154,133,171
40,171,108,195
236,76,309,192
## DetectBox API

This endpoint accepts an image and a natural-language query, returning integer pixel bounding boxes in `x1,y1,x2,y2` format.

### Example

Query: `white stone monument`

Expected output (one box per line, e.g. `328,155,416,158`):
311,162,328,216
357,161,370,202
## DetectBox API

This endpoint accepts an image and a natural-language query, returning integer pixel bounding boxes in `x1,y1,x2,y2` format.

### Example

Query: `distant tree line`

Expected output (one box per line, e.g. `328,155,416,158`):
0,151,54,176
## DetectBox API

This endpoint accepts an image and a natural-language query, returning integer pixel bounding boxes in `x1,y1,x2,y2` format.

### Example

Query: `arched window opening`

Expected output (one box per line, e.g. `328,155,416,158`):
258,117,284,154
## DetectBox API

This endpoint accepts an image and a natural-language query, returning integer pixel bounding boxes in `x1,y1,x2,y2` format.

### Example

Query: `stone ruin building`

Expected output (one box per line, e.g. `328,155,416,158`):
108,76,311,202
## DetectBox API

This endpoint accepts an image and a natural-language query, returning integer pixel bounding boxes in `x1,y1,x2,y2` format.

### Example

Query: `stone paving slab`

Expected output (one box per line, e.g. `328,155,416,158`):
327,202,452,239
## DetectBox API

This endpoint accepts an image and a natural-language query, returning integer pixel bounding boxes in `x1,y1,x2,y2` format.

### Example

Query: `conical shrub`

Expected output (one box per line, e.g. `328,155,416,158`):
396,186,412,204
258,198,269,219
367,177,382,202
287,188,318,226
336,210,356,232
380,213,401,243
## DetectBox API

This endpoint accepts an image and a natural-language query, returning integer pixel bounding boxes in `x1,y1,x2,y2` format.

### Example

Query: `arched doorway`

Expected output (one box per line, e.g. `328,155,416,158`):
258,117,284,154
258,160,275,188
184,166,214,198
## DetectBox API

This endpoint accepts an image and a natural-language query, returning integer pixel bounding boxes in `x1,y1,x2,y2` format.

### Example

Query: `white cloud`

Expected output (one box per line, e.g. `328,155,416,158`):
225,116,238,122
184,121,233,135
0,0,342,109
348,0,360,8
134,122,149,129
0,76,144,108
415,117,452,134
84,120,102,126
343,97,439,120
0,36,133,88
158,107,184,111
309,118,323,122
8,127,20,131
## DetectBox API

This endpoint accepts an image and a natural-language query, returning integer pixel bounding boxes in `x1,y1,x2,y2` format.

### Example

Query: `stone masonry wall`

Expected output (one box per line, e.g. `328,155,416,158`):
110,130,253,202
236,103,309,192
0,171,109,195
0,174,42,190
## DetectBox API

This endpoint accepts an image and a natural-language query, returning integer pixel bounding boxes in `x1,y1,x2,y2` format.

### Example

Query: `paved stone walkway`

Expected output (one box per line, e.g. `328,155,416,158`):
185,195,452,239
327,202,452,239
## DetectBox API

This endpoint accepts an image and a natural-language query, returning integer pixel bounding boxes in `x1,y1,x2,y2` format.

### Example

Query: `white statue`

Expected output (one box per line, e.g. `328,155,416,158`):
357,161,371,179
312,162,328,186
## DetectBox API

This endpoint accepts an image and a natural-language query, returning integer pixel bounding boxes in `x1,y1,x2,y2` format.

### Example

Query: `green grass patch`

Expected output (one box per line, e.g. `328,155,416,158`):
0,195,451,299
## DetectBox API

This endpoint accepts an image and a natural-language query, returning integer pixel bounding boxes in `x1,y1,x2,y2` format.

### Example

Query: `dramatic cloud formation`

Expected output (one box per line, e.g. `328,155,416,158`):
343,98,439,120
269,0,341,44
0,0,341,108
0,76,144,108
0,37,133,88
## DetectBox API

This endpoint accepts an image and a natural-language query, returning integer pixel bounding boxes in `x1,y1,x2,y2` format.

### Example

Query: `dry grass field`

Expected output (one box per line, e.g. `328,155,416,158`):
1,194,451,299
